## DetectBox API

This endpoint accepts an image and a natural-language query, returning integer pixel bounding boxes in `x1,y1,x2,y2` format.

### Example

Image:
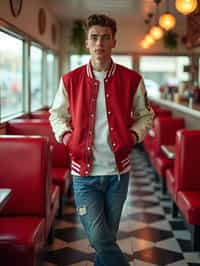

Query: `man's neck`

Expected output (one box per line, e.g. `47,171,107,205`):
91,58,111,72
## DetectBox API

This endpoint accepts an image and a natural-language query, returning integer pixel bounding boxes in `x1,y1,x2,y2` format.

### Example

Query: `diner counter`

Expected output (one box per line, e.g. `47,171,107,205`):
149,96,200,129
149,96,200,118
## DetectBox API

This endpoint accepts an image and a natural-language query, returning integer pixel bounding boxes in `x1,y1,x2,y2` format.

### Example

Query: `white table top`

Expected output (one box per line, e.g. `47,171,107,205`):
0,189,12,211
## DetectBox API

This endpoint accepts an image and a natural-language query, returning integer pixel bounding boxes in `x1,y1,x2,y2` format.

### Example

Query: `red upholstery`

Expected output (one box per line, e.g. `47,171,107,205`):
177,191,200,224
174,130,200,224
7,119,71,217
151,117,185,175
0,136,51,266
30,110,50,120
167,130,200,250
143,108,172,155
166,168,175,197
153,108,172,117
0,217,45,266
154,155,174,178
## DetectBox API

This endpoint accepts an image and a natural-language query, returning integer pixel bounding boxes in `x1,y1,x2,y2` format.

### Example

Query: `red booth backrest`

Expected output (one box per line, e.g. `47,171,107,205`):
7,119,70,168
175,129,200,191
30,111,50,120
154,109,172,117
0,136,51,216
154,117,185,155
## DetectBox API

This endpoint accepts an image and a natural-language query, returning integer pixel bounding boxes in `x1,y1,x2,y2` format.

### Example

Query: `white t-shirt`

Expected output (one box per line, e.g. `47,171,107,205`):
90,71,118,175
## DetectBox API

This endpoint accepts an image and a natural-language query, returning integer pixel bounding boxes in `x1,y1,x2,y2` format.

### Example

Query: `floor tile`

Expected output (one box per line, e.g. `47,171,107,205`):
43,148,200,266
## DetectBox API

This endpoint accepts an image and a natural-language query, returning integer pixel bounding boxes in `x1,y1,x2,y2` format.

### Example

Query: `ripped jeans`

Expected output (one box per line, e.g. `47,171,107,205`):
72,172,130,266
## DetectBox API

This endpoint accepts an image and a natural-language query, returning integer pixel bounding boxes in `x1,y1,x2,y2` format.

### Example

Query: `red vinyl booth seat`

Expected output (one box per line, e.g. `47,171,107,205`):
166,168,175,197
170,130,200,250
0,136,53,266
152,116,185,172
150,117,185,193
143,108,172,155
7,119,71,217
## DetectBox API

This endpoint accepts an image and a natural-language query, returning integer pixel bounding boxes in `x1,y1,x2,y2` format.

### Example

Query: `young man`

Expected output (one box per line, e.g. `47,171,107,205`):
50,14,154,266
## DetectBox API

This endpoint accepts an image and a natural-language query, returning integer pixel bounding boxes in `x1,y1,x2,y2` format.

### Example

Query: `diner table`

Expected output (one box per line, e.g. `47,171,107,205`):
161,145,175,159
0,188,12,211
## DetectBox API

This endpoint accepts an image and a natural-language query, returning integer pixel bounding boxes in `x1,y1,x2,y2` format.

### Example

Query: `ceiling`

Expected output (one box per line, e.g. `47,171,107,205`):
47,0,184,24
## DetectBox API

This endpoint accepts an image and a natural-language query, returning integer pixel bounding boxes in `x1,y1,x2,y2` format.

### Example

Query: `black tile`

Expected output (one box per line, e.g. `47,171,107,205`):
169,221,187,230
129,190,154,196
132,181,150,187
55,227,87,242
62,213,80,224
128,200,158,209
128,212,165,223
163,206,171,214
176,238,193,252
132,226,173,242
45,247,94,265
133,246,184,265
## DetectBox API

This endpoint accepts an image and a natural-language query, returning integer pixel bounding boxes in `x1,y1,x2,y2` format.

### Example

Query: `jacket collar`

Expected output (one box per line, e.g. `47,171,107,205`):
86,59,116,80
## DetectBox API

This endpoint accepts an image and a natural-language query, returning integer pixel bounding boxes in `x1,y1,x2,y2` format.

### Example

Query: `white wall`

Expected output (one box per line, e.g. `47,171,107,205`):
0,0,60,51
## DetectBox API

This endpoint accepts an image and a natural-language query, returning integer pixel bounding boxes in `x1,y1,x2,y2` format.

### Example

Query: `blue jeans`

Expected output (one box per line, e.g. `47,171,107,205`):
72,172,130,266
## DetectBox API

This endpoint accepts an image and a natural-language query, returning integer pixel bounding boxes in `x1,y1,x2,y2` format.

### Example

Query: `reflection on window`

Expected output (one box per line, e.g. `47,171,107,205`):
0,31,23,120
70,54,133,70
47,52,56,106
30,45,43,111
139,56,190,98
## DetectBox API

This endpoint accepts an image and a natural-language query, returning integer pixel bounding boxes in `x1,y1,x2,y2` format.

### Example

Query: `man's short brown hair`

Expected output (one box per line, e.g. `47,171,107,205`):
85,14,117,37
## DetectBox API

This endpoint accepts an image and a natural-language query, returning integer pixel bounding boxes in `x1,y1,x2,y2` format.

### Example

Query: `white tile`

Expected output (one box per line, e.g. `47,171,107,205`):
184,251,200,263
166,260,188,266
133,259,158,266
132,237,154,252
173,230,191,240
145,206,165,215
128,220,148,230
117,237,133,255
66,239,91,254
156,238,182,253
150,220,172,231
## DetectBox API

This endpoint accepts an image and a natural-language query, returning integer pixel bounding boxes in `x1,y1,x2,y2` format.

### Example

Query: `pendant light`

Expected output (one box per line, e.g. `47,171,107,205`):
159,0,176,30
140,14,155,48
175,0,198,15
150,0,164,40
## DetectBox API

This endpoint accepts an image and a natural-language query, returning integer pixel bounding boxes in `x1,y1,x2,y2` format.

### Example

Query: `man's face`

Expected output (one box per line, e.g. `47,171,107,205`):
85,25,116,62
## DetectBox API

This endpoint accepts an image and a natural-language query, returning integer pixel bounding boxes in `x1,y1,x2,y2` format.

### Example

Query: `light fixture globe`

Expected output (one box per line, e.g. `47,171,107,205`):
145,34,155,45
175,0,198,15
150,25,164,40
159,12,176,30
140,39,150,49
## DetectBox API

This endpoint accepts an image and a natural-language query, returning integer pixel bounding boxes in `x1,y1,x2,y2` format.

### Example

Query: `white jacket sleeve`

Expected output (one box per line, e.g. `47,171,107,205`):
49,78,72,143
130,78,154,143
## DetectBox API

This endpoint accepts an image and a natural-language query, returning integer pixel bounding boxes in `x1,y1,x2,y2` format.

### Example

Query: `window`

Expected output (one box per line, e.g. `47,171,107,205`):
30,44,43,111
139,56,190,96
47,52,58,106
139,56,190,98
111,55,133,69
0,30,23,120
69,54,133,70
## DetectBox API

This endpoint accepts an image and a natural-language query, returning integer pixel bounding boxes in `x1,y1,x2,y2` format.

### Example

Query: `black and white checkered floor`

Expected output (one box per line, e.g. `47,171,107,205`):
43,148,200,266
